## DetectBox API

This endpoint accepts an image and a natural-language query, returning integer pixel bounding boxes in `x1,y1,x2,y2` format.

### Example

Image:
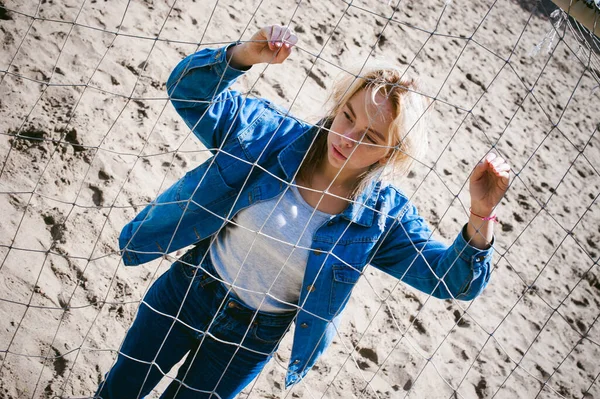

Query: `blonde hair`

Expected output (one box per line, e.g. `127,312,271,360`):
298,64,432,198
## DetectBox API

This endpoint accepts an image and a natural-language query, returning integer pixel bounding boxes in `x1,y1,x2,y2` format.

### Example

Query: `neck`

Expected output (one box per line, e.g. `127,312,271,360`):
315,159,362,194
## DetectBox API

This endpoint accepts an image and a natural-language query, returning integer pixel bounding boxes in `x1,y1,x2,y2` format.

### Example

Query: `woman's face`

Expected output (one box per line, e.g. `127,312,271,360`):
326,88,395,179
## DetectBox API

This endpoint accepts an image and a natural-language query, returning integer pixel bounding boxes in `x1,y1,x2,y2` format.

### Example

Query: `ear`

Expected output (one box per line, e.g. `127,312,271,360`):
378,147,394,166
378,155,391,166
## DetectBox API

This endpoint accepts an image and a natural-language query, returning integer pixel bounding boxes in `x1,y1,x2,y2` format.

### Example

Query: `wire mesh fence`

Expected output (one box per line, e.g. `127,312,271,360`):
0,0,599,398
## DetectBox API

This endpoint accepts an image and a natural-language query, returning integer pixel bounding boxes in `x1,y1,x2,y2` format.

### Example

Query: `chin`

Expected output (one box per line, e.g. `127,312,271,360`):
326,152,340,169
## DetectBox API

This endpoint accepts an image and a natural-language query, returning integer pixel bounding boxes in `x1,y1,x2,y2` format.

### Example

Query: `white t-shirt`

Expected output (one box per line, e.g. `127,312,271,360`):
210,184,331,313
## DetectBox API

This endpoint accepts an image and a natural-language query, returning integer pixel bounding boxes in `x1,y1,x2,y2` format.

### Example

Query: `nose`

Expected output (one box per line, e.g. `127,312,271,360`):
339,129,358,148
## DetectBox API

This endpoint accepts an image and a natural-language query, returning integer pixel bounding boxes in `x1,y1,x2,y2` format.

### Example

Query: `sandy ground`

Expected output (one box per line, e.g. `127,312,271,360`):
1,0,599,398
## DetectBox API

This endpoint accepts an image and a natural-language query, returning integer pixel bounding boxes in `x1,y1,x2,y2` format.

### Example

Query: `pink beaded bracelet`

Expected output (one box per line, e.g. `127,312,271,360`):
470,208,499,223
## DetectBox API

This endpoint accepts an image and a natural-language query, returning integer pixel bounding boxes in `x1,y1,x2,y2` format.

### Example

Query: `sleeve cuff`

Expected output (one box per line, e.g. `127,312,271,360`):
211,42,251,80
453,224,495,264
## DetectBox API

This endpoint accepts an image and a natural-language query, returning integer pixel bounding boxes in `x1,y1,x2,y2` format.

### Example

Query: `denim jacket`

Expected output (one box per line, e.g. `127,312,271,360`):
119,43,494,387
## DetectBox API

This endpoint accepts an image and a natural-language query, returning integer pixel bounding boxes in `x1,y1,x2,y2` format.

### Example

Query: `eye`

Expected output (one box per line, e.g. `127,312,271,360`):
363,134,376,144
343,111,353,122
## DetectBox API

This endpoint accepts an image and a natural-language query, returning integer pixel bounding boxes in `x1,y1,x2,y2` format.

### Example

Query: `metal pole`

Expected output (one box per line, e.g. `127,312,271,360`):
550,0,600,37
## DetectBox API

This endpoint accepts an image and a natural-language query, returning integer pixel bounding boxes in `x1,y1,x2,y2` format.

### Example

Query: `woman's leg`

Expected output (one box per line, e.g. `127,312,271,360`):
96,256,212,399
160,297,294,399
95,301,196,399
160,335,272,399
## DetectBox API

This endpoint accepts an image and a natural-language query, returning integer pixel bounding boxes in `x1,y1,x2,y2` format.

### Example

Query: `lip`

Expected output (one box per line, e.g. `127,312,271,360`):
331,144,347,160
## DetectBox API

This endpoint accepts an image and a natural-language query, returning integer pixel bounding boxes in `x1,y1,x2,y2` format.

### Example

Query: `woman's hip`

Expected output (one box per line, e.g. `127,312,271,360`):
145,244,297,350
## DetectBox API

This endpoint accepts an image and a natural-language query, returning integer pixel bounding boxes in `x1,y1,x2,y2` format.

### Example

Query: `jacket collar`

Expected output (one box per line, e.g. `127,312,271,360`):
341,178,380,227
277,125,380,227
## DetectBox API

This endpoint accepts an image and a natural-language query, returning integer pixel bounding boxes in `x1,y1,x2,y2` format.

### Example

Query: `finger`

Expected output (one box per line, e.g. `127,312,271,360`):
491,164,511,174
484,152,497,163
492,161,510,170
282,27,295,42
276,26,294,46
272,25,287,47
489,157,506,168
489,161,509,172
267,25,283,49
498,171,510,181
284,31,298,49
288,33,299,46
281,26,292,41
271,25,281,48
267,25,276,50
471,161,488,180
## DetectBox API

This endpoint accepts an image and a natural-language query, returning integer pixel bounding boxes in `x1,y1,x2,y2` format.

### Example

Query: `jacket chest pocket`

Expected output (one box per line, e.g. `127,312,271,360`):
329,264,362,316
176,161,237,214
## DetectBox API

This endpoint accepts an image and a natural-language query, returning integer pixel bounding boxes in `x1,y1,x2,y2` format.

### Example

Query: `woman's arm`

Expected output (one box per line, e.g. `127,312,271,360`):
370,152,510,300
370,206,494,301
166,43,251,153
166,25,297,152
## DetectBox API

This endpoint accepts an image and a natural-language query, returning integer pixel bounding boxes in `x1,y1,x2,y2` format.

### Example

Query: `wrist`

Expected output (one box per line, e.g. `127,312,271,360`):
469,203,494,217
226,44,253,70
469,207,498,223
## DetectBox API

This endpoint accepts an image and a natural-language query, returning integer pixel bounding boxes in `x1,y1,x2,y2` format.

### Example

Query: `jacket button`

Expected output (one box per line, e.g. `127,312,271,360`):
300,322,308,328
312,248,323,256
293,360,300,365
306,285,316,293
327,220,335,226
475,256,484,262
227,301,236,309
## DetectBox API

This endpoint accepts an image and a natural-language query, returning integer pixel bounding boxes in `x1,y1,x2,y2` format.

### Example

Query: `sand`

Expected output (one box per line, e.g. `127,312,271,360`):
0,0,599,397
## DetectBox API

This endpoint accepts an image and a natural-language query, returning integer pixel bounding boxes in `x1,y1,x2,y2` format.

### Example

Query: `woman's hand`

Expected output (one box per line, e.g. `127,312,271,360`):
464,152,510,249
469,152,511,216
226,25,298,69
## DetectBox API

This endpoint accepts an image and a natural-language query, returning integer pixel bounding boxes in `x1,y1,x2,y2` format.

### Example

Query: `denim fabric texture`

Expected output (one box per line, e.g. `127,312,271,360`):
96,245,295,399
118,43,495,387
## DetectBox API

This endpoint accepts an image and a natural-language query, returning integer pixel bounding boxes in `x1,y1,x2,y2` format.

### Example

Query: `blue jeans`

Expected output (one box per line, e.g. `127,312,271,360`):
96,247,296,398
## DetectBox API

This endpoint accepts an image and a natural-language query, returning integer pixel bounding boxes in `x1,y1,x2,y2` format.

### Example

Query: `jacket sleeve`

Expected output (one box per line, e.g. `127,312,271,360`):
370,203,494,301
166,42,255,153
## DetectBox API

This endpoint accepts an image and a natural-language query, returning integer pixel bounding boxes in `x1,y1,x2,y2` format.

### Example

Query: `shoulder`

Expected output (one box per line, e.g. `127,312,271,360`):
233,94,312,160
259,97,308,126
231,91,307,127
375,182,421,222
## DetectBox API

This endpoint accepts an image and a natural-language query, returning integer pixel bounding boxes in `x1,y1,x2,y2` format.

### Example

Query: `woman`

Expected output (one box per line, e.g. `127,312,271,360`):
97,25,510,399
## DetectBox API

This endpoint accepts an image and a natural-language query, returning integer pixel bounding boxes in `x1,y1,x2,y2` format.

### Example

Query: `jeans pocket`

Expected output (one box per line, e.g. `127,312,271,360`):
176,254,218,289
250,321,291,345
